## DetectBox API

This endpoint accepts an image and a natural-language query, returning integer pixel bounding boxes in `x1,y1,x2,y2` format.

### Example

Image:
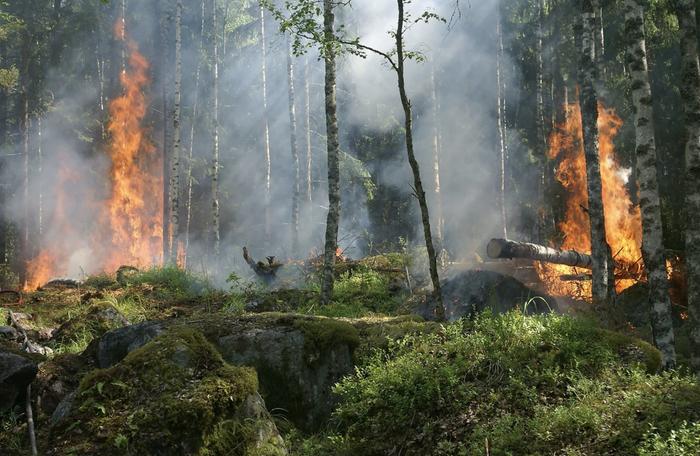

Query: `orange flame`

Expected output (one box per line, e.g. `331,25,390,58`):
537,102,643,299
24,20,162,290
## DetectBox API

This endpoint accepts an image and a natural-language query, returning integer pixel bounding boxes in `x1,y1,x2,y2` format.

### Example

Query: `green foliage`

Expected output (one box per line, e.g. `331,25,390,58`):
317,312,696,455
639,421,700,455
125,266,212,299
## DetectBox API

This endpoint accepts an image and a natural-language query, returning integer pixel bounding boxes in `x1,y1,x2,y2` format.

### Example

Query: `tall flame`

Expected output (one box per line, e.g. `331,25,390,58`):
537,102,643,298
24,20,162,290
100,31,163,271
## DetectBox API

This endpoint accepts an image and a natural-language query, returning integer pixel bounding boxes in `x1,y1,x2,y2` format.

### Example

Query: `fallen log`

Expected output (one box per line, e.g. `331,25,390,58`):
487,238,593,268
487,238,645,279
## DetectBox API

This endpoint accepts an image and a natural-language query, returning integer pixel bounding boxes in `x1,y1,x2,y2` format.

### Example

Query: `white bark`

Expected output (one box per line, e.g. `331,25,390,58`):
624,0,676,368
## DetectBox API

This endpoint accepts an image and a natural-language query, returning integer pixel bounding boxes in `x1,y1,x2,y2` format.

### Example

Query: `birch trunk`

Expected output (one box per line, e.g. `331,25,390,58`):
496,4,508,239
36,117,42,243
168,0,182,264
287,36,300,257
259,3,272,247
320,0,341,306
304,56,313,206
211,0,220,257
578,0,615,308
395,0,444,319
673,0,700,372
430,63,444,249
184,0,206,267
624,0,676,368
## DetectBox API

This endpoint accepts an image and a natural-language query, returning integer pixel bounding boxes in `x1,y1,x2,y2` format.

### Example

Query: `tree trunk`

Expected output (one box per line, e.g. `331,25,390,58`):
211,0,220,257
184,0,206,267
496,4,508,239
168,0,182,264
487,238,593,268
673,0,700,372
159,0,171,264
36,117,42,244
536,0,547,242
259,3,272,247
286,37,301,257
578,0,615,308
623,0,676,368
430,63,444,249
395,0,444,319
304,55,313,212
320,0,341,306
593,0,605,80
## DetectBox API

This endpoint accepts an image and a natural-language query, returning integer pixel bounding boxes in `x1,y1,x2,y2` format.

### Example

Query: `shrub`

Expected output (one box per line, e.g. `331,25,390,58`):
638,421,700,456
326,312,698,455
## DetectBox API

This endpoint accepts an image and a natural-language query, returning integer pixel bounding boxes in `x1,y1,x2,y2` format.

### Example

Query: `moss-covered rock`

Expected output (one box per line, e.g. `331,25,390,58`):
47,327,286,456
52,302,129,347
202,313,358,432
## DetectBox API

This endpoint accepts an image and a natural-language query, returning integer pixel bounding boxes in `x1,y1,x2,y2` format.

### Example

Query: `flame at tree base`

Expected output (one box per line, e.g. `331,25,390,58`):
537,102,643,300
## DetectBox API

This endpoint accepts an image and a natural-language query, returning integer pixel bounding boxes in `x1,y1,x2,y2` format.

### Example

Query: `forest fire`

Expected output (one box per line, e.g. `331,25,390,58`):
536,102,643,299
24,21,162,290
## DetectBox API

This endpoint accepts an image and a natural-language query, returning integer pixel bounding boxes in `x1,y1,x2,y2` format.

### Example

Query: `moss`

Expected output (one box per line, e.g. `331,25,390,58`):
599,329,663,373
351,315,442,361
293,317,360,355
48,326,261,455
51,302,128,349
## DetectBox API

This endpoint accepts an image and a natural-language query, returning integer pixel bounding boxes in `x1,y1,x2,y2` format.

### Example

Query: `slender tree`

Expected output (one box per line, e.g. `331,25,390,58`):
304,55,313,215
673,0,700,372
184,0,206,267
259,2,272,247
578,0,615,308
168,0,182,264
319,0,341,306
429,63,444,250
211,0,220,257
496,2,508,239
623,0,676,368
286,35,301,257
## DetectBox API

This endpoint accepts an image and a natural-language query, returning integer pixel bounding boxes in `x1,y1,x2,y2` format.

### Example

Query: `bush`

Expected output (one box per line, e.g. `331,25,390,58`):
126,266,211,299
638,421,700,455
323,312,698,455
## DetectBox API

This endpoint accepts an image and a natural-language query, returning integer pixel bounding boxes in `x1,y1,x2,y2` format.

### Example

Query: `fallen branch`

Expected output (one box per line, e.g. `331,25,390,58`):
26,384,37,456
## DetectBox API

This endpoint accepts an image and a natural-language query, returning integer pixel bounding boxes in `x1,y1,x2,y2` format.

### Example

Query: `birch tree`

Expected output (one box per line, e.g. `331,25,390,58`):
211,0,220,257
168,0,183,264
286,36,300,257
672,0,700,372
259,2,272,247
578,0,615,308
623,0,676,369
496,2,508,239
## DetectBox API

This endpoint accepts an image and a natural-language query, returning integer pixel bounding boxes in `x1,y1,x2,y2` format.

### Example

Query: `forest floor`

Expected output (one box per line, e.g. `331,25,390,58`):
1,256,699,455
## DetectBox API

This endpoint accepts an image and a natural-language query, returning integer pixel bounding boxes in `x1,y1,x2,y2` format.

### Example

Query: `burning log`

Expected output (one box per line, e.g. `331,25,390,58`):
487,238,593,268
487,238,644,279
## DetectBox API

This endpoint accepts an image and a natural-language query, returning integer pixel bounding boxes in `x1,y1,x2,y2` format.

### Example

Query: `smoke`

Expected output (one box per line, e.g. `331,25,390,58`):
3,0,524,287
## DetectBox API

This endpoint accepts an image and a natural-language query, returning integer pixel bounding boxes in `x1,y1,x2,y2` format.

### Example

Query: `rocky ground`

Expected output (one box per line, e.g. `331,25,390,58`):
1,256,698,455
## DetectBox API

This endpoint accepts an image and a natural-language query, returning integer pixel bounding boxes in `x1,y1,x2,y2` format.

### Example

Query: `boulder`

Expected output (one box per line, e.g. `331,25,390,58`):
49,327,287,456
0,326,19,341
418,270,557,321
200,314,359,432
0,348,38,410
96,320,165,368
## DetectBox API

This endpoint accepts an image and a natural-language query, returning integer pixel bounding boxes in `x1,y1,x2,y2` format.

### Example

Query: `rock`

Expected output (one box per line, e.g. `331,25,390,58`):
96,320,165,368
40,278,81,290
419,270,557,321
0,326,19,340
49,327,287,456
206,314,359,432
116,265,139,285
0,348,38,410
53,303,130,346
35,353,94,418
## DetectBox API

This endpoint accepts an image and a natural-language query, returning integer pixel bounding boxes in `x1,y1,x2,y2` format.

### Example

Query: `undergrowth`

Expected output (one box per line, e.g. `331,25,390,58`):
292,312,700,456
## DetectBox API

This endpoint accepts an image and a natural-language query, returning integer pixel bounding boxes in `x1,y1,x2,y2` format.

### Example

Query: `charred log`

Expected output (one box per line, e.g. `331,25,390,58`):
242,247,283,281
